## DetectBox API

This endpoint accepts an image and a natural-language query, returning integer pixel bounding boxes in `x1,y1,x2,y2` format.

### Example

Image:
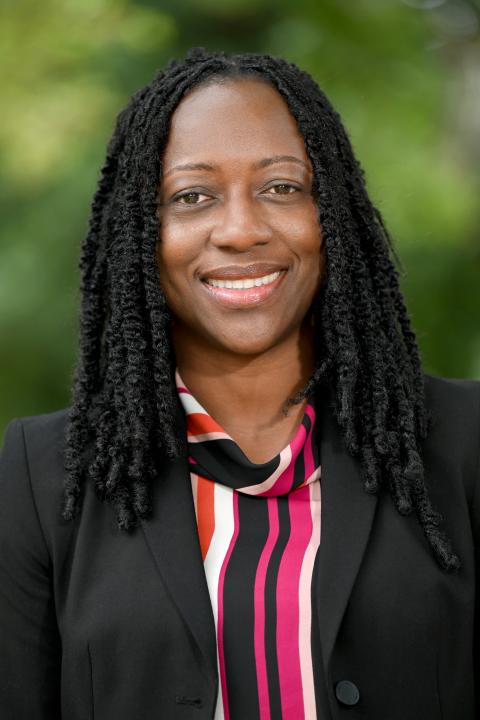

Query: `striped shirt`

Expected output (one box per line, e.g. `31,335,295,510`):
176,371,322,720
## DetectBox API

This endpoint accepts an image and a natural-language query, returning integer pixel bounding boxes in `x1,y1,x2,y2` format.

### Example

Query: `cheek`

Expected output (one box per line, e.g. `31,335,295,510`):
286,201,322,251
155,225,196,291
155,247,188,319
295,222,324,300
293,216,323,275
155,242,172,291
155,244,193,324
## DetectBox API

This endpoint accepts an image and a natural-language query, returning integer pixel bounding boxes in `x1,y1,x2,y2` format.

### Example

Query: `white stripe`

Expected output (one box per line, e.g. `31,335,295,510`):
179,392,209,416
304,465,321,486
203,483,235,720
188,431,231,443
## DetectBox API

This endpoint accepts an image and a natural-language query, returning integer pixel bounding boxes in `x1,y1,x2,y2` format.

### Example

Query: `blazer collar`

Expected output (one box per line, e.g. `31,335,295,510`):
141,386,379,686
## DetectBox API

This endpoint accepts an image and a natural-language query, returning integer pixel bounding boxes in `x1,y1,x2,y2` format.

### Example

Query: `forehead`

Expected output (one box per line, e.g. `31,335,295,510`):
161,78,310,167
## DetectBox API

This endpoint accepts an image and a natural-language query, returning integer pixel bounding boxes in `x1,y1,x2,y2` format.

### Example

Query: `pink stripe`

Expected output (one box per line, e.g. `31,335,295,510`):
217,491,240,720
267,422,308,495
298,481,322,717
259,406,314,496
276,485,313,718
253,498,280,720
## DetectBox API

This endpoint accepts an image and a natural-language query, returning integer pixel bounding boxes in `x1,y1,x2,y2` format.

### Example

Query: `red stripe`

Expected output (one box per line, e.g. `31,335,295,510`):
187,411,225,436
196,476,215,561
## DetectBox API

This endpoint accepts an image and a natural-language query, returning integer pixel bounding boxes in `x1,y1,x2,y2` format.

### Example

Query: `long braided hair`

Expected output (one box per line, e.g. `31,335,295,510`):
63,47,460,572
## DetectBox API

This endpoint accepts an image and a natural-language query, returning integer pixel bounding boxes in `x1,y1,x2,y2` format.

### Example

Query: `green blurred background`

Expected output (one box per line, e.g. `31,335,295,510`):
1,0,479,437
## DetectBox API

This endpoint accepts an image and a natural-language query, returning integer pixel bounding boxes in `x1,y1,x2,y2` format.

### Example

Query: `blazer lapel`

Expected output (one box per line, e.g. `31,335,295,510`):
316,389,379,674
140,402,217,686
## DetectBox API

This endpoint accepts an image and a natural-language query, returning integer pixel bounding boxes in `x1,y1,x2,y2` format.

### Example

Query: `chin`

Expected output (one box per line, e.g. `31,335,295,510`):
212,322,300,358
221,340,276,357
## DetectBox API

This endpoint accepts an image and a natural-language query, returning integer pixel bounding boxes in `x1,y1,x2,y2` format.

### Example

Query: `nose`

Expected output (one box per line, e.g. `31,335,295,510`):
209,190,272,252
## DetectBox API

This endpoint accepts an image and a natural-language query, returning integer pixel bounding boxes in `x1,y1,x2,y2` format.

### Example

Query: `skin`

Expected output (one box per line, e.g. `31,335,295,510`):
157,78,324,462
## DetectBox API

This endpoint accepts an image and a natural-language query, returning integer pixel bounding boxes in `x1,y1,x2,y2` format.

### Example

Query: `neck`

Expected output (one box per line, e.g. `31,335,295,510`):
173,324,315,457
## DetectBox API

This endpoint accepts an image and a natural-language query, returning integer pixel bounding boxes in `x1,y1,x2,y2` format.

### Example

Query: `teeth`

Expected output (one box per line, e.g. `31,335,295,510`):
206,271,281,289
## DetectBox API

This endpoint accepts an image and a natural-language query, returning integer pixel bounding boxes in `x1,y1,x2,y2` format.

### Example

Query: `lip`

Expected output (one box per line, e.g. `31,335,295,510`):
200,262,288,281
201,269,287,308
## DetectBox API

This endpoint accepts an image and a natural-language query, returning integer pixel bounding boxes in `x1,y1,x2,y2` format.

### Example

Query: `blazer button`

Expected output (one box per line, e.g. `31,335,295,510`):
335,680,360,706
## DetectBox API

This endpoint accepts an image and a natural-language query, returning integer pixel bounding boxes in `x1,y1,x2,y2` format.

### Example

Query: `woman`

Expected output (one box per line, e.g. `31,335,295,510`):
0,47,479,720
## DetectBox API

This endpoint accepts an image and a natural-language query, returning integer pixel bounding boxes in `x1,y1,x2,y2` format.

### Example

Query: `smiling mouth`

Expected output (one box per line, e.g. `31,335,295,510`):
201,270,287,308
204,271,281,289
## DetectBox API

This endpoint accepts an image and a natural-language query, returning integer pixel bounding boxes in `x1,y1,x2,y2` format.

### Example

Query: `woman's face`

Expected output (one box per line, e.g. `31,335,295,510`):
157,77,323,357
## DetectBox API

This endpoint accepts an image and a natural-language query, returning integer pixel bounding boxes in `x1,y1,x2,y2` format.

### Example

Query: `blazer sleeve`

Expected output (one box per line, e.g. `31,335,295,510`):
472,392,480,706
0,419,62,720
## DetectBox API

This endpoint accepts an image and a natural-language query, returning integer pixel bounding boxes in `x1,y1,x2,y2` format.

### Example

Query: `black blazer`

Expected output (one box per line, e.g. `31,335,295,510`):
1,373,479,720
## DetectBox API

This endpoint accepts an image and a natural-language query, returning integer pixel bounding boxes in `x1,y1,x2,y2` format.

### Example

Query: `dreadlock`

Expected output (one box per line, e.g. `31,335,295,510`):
63,46,460,572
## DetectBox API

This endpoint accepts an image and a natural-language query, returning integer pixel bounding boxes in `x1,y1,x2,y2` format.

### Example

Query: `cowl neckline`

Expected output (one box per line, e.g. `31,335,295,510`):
175,370,320,497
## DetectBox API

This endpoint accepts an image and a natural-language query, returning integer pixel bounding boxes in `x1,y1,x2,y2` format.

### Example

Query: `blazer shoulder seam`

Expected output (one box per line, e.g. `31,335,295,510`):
469,384,480,511
17,418,52,563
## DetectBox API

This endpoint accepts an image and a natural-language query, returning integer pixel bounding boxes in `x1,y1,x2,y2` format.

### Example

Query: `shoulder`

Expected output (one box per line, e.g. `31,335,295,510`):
4,406,71,449
1,405,69,465
1,407,70,506
423,372,480,448
424,372,480,417
0,408,72,560
1,407,70,460
422,373,480,503
2,406,70,460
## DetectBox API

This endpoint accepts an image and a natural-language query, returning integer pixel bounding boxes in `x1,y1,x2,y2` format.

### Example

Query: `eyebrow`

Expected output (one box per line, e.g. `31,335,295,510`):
163,155,309,177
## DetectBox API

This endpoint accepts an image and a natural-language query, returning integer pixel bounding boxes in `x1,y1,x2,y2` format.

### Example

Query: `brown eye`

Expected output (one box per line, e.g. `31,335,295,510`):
177,192,201,204
173,189,213,206
267,183,298,195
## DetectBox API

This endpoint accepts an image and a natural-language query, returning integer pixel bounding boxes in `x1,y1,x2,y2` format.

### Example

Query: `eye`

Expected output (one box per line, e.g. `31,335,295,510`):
265,183,299,195
174,190,211,205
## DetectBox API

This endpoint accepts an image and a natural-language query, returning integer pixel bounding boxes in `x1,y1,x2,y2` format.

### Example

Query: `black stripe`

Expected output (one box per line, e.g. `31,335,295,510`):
222,493,269,720
264,495,291,717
